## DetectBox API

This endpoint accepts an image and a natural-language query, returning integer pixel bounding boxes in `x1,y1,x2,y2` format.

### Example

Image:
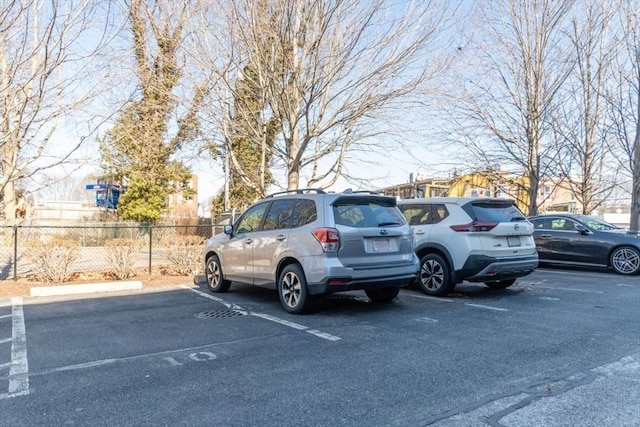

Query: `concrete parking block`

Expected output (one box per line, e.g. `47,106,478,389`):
30,281,143,297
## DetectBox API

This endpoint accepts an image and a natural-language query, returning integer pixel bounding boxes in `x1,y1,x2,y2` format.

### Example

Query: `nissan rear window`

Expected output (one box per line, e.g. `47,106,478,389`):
464,201,526,222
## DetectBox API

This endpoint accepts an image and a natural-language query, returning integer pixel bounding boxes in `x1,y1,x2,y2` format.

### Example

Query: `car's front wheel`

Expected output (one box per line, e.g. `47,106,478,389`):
484,278,516,289
365,287,400,302
278,264,311,314
417,253,454,296
610,246,640,275
206,255,231,293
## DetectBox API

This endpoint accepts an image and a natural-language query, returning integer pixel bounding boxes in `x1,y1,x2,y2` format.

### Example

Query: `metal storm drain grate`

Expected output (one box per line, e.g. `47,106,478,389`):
195,310,246,319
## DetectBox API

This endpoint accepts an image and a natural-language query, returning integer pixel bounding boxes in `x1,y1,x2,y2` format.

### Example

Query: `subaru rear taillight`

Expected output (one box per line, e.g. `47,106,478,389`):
450,221,497,232
312,228,340,252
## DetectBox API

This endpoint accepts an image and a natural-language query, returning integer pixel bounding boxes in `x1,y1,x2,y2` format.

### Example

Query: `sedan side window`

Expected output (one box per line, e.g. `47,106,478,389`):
236,203,268,233
550,219,577,231
531,218,553,229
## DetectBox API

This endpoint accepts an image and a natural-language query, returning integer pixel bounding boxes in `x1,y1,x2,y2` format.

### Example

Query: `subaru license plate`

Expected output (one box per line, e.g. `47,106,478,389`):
373,238,390,252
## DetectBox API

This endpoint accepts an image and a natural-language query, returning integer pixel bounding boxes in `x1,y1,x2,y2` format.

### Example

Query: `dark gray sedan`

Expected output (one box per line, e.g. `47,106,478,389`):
528,213,640,275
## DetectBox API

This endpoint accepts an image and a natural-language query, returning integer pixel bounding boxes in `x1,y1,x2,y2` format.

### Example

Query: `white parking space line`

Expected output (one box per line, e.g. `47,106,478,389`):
249,312,307,330
536,269,619,278
180,286,248,313
182,286,341,342
0,338,11,344
0,297,30,400
305,329,341,341
401,293,455,303
33,339,265,376
401,292,507,311
534,285,604,294
0,314,11,320
464,303,508,312
415,317,439,323
250,314,341,341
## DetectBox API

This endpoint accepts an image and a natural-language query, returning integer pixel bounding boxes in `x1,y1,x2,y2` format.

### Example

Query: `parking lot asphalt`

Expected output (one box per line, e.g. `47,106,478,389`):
429,350,640,426
1,267,639,426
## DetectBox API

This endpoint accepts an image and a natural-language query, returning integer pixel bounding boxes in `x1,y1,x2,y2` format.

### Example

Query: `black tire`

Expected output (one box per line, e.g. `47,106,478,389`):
417,253,454,296
610,246,640,275
278,264,311,314
365,287,400,303
484,278,516,289
206,255,231,293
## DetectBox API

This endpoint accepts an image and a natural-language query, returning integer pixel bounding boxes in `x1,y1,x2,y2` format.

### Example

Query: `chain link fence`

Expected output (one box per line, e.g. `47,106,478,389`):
0,221,214,282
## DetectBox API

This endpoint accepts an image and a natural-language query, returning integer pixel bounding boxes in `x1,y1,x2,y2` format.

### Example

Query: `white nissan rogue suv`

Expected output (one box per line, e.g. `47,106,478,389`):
397,197,538,296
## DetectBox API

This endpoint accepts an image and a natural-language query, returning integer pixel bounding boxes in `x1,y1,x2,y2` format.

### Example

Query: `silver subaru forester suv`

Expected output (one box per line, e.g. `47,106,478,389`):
203,189,419,314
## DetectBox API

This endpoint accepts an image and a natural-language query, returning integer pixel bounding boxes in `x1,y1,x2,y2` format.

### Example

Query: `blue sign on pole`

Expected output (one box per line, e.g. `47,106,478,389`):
85,184,108,189
86,183,123,209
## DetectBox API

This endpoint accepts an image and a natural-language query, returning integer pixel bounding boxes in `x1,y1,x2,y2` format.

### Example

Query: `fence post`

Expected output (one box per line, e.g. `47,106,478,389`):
148,226,153,275
13,225,18,281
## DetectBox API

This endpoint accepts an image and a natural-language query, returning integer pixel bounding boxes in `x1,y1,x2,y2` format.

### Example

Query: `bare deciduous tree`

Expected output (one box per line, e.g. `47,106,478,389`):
196,0,460,195
608,6,640,230
446,0,574,216
551,0,619,214
0,0,111,224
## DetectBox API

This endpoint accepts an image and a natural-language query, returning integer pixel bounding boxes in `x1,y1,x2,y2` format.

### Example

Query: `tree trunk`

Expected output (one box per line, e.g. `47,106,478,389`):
3,181,17,227
287,132,300,190
630,104,640,230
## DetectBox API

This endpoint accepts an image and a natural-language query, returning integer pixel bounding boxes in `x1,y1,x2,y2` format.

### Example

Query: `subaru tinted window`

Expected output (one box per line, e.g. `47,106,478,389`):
235,203,268,233
464,201,525,222
263,200,296,231
291,199,317,227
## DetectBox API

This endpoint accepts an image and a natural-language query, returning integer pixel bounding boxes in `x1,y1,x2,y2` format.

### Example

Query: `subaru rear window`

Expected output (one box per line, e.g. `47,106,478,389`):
465,201,526,223
333,198,405,227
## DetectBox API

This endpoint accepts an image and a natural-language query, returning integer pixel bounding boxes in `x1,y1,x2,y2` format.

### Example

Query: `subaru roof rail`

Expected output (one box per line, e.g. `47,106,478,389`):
266,188,326,198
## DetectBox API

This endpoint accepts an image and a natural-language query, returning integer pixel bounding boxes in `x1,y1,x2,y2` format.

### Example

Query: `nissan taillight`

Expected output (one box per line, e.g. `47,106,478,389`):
312,228,340,252
450,221,497,232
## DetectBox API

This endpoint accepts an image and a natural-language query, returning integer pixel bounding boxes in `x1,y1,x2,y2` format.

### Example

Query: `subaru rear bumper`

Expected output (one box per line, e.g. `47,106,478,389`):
307,272,418,295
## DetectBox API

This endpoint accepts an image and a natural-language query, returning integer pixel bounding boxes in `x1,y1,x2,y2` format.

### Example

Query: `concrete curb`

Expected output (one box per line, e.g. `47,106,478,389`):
30,281,143,297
